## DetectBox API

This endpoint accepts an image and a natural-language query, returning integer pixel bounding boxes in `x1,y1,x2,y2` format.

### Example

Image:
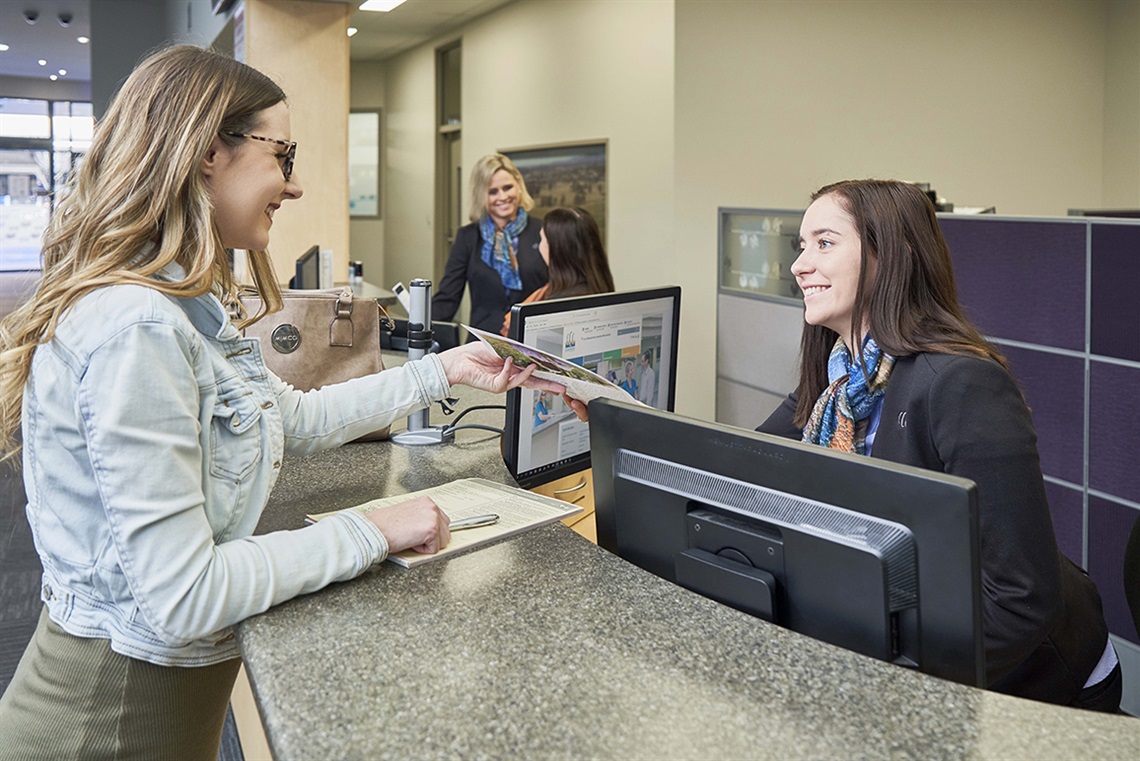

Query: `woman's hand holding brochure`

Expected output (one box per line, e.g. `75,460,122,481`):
464,325,646,416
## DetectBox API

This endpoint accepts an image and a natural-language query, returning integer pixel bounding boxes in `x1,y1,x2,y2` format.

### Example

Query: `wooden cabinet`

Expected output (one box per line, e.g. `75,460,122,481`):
529,469,596,544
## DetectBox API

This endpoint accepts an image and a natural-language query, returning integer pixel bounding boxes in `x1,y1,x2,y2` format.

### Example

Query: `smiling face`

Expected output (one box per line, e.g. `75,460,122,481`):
202,101,303,250
791,193,873,347
485,169,521,228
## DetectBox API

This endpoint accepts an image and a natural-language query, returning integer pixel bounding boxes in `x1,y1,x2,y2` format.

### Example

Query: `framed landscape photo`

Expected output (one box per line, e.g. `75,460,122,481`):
501,140,607,245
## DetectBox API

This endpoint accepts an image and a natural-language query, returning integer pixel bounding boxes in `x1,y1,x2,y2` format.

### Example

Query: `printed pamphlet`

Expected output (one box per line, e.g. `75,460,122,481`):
464,325,642,406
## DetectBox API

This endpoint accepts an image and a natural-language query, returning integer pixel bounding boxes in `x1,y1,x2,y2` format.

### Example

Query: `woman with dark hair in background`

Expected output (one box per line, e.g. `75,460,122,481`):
433,153,547,335
501,206,615,335
757,178,1119,711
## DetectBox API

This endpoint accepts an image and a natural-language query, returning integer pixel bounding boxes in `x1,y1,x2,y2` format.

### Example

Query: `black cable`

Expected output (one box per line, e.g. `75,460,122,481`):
444,424,504,435
444,404,505,428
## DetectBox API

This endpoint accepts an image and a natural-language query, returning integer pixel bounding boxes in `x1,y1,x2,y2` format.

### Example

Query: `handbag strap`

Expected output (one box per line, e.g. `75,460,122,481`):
377,303,395,332
329,289,355,347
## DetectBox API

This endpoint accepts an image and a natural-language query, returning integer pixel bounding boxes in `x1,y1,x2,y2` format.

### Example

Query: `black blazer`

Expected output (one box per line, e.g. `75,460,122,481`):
431,216,547,336
759,352,1109,704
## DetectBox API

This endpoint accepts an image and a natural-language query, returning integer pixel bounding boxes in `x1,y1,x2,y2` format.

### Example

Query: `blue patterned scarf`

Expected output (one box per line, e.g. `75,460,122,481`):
802,335,896,455
480,209,528,294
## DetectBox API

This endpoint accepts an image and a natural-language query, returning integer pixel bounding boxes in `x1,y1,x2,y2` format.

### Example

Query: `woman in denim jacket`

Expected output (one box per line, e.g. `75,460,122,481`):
0,46,565,760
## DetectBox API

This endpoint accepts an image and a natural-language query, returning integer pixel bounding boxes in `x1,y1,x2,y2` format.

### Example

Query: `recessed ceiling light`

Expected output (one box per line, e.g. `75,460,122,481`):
50,75,58,81
0,44,10,52
359,0,407,11
347,27,358,37
77,36,89,44
58,69,67,76
38,59,47,66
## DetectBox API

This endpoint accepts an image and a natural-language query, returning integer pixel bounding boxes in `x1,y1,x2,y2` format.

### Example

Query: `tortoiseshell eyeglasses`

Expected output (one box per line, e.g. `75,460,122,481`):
222,132,297,181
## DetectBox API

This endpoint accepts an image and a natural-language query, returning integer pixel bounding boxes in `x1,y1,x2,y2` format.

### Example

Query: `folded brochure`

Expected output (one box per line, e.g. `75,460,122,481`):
306,478,582,568
464,325,643,406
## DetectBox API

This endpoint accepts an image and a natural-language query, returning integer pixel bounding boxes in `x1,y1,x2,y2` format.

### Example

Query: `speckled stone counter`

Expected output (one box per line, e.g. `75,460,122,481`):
236,357,1140,760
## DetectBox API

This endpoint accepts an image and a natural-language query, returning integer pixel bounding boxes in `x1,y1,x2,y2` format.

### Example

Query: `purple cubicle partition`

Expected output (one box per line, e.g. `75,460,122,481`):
940,215,1140,645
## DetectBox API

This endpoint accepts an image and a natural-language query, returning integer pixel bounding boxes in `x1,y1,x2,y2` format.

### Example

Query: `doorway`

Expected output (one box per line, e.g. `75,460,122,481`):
434,41,462,285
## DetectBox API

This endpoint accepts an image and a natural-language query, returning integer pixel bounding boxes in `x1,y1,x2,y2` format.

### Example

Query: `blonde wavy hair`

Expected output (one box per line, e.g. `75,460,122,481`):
0,45,286,463
467,153,535,223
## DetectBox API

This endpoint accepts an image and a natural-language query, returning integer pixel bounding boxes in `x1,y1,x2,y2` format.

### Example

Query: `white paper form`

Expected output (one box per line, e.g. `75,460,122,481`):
307,478,582,568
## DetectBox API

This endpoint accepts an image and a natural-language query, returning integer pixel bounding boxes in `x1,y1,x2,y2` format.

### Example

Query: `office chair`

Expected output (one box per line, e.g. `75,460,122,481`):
1125,514,1140,637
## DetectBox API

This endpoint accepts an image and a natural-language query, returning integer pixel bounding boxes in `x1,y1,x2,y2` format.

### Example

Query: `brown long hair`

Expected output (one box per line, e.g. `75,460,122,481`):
793,179,1009,427
0,45,287,463
542,207,615,296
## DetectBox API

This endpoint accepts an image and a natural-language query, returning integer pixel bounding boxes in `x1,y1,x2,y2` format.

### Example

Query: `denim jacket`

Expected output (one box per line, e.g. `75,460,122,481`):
22,273,451,666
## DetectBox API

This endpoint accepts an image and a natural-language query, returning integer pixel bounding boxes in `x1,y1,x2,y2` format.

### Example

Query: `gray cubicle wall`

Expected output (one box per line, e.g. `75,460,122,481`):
715,208,805,426
717,211,1140,711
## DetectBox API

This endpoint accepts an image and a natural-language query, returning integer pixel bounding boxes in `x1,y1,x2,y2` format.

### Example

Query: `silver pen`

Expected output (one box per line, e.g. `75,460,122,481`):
449,513,500,531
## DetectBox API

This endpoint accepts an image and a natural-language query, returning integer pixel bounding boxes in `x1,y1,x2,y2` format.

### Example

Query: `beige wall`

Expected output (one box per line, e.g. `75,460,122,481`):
461,0,676,297
383,37,440,292
382,0,675,332
350,59,388,287
244,0,351,284
1103,0,1140,207
675,0,1122,421
380,0,1131,421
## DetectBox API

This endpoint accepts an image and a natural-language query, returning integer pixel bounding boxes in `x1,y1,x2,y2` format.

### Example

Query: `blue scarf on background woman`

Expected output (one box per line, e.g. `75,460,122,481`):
803,335,896,455
480,209,528,294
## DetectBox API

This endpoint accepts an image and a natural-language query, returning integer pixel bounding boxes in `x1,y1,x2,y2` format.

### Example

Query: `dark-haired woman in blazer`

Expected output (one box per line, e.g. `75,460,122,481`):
758,179,1119,711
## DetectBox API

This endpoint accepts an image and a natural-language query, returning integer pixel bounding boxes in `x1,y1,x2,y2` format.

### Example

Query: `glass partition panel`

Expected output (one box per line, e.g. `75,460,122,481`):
719,208,803,302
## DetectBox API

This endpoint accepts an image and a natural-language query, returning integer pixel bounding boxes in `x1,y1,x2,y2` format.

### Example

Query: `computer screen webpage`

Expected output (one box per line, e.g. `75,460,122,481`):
513,293,677,484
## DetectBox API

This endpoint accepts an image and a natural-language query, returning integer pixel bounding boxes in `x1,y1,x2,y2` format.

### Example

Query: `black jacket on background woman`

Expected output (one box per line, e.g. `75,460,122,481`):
758,351,1110,705
432,216,547,336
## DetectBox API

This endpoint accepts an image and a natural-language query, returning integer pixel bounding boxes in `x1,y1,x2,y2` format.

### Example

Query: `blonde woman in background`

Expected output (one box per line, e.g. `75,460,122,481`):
0,46,563,760
432,153,548,335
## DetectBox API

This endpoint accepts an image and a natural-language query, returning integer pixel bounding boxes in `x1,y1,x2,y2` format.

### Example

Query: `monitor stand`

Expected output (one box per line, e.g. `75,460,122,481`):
391,278,454,447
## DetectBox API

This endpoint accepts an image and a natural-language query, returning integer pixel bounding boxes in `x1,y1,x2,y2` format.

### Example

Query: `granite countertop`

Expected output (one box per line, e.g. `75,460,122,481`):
236,355,1140,760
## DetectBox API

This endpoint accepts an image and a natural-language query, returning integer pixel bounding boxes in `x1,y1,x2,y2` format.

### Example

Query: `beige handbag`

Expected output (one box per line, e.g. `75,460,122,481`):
239,287,394,441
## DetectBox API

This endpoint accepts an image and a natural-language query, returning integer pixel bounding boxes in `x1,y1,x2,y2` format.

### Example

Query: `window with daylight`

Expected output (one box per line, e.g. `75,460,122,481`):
1,98,93,271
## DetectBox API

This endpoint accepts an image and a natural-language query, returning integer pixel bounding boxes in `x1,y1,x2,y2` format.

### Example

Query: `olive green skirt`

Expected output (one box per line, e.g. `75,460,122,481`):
0,607,240,761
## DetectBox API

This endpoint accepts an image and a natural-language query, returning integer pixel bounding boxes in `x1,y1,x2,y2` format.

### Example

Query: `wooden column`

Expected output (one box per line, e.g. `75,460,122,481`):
239,0,351,285
227,3,349,753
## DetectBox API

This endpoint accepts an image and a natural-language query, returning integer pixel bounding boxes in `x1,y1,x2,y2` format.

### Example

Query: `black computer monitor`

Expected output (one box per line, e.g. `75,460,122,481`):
589,400,985,687
502,287,681,489
292,245,320,289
